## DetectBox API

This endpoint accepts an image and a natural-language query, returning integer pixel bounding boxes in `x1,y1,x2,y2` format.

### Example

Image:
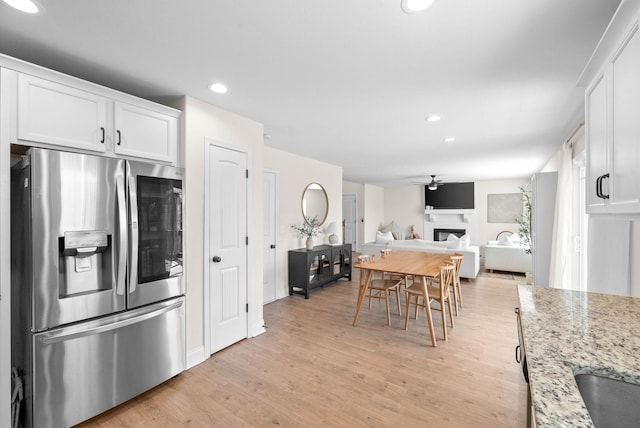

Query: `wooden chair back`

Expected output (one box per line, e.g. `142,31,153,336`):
437,263,455,300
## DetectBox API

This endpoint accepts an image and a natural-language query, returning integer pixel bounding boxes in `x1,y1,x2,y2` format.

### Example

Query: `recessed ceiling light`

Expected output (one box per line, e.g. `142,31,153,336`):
426,115,441,122
444,137,456,143
401,0,435,14
208,83,228,94
2,0,39,13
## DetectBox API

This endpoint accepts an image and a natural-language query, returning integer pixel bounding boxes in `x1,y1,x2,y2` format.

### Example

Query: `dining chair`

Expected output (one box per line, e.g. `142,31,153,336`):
404,263,456,340
449,253,464,315
357,254,402,326
380,248,412,288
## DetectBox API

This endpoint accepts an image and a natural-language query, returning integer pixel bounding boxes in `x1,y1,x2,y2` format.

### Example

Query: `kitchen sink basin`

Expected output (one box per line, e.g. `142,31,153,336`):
575,373,640,428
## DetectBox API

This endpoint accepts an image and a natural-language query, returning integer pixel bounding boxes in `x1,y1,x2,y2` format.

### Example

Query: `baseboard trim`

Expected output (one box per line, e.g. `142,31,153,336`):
186,345,207,369
251,319,266,337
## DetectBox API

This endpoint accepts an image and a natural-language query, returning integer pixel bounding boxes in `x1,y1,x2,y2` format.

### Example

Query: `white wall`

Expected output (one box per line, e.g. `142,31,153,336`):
176,96,265,364
264,147,343,300
363,184,385,243
475,178,530,244
383,185,425,238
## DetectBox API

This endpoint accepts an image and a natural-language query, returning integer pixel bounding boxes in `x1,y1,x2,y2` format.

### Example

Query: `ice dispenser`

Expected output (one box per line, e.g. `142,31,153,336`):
59,230,112,297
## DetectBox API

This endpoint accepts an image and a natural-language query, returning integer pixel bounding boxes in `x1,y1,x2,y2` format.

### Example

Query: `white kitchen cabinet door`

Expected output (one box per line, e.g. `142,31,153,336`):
114,102,177,164
17,74,108,153
585,72,608,214
610,22,640,213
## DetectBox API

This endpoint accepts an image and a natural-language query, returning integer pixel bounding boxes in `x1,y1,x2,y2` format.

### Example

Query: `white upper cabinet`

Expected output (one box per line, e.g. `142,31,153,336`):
13,70,180,165
584,14,640,214
114,101,177,164
18,74,109,153
610,22,640,212
585,72,608,213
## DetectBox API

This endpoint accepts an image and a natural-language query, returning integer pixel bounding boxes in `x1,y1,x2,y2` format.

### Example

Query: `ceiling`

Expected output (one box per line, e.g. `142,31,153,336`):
0,0,621,186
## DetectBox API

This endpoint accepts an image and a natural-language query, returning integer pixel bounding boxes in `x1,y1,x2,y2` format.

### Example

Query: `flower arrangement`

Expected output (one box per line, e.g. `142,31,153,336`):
291,216,321,238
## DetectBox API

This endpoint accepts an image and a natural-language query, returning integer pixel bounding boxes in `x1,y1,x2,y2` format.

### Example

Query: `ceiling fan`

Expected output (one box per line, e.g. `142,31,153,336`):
425,175,444,190
410,174,445,189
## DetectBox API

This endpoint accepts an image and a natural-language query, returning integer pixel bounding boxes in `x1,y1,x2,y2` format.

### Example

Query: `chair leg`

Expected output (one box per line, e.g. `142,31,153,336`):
404,294,411,330
447,297,455,328
451,287,459,316
457,281,463,308
413,296,419,319
440,302,447,341
384,291,391,326
395,287,401,316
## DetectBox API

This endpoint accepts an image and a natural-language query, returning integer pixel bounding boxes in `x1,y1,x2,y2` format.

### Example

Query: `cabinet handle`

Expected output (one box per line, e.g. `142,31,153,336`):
100,127,105,144
515,345,521,363
117,130,122,146
601,173,610,199
597,174,610,200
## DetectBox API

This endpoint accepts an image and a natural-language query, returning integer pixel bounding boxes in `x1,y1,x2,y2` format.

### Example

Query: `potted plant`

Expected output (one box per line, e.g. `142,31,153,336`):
291,216,321,250
515,184,532,253
515,184,532,283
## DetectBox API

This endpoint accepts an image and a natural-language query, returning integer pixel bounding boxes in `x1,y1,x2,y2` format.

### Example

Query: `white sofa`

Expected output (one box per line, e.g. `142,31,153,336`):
483,240,532,274
360,239,480,279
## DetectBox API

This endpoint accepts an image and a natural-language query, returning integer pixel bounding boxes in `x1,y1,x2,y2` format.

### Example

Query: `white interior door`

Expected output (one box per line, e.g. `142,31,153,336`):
342,194,357,249
263,170,277,303
208,144,248,354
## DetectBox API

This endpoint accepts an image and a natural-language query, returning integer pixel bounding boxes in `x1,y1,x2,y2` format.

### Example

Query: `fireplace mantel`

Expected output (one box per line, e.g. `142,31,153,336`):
423,209,477,244
424,209,476,223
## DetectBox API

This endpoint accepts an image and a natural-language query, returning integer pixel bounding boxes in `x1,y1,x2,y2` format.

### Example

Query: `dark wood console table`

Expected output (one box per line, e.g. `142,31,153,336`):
288,244,352,298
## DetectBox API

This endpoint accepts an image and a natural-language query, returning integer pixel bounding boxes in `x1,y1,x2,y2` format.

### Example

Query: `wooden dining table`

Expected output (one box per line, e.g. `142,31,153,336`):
353,251,453,346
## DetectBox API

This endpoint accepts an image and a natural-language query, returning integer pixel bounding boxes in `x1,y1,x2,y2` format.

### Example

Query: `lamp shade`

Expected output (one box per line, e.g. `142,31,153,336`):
325,222,339,234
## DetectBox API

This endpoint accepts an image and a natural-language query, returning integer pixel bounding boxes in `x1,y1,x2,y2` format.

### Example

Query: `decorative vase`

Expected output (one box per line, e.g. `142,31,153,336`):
305,237,314,250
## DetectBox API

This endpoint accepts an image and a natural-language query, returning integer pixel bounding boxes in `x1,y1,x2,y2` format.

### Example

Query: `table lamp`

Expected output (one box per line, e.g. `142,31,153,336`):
325,222,340,244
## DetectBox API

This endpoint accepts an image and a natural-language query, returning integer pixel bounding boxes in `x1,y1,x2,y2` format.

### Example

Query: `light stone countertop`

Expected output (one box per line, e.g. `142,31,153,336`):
517,285,640,427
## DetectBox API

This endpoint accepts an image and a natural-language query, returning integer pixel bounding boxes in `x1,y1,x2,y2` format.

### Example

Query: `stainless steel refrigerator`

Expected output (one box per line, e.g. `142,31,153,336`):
11,147,185,428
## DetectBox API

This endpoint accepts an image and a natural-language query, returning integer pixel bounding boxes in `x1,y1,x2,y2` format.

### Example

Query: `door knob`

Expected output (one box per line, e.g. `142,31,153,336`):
270,244,276,249
212,256,222,263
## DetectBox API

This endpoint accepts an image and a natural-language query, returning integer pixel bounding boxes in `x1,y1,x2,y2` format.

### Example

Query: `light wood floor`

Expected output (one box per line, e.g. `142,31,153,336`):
78,271,528,427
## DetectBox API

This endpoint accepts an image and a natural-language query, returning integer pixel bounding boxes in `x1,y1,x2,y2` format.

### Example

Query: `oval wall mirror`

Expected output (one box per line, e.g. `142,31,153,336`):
301,182,329,226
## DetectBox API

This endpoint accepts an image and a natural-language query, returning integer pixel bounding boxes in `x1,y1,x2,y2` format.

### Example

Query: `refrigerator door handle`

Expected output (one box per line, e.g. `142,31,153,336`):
116,173,127,295
127,164,139,294
40,300,183,344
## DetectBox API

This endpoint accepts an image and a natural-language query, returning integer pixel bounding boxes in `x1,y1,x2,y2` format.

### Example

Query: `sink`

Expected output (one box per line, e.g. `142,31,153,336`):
575,373,640,428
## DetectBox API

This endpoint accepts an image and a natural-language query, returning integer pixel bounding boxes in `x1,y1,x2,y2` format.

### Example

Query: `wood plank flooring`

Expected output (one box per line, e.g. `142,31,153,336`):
77,270,528,427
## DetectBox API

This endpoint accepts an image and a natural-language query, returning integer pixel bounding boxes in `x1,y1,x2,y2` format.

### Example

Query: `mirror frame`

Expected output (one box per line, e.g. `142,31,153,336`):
301,182,329,226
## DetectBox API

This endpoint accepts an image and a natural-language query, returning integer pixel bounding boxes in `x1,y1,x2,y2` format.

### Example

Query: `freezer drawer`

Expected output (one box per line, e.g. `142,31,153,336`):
28,297,185,428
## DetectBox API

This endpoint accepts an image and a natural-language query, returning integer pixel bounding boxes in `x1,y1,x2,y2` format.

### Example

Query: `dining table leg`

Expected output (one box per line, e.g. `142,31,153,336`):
353,269,372,326
420,276,437,347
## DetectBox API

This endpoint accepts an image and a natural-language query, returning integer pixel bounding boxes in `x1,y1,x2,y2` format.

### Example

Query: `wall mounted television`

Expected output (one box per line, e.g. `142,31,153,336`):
424,182,475,210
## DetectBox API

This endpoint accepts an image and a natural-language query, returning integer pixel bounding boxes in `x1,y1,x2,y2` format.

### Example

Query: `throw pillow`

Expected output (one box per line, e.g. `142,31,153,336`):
446,233,462,250
376,230,394,245
498,235,517,246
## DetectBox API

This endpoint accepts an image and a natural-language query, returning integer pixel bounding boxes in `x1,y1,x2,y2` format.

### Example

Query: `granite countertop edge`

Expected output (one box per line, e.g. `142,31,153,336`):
517,284,640,428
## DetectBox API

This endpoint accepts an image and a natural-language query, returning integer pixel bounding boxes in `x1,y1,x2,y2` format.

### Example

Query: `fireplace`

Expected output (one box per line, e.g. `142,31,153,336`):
434,228,466,242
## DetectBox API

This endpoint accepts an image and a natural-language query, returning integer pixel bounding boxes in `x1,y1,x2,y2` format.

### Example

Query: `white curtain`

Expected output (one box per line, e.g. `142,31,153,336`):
549,142,573,288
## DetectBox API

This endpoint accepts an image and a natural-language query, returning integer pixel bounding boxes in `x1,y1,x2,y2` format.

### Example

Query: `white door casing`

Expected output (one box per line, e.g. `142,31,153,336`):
263,170,277,304
207,142,248,354
342,194,357,249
